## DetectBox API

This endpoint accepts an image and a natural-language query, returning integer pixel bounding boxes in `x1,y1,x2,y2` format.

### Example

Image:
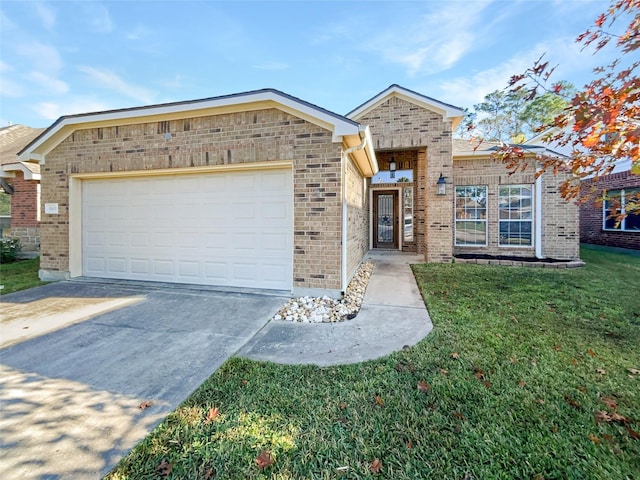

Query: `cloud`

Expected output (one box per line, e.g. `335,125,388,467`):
252,62,290,71
27,71,69,95
126,25,151,41
85,3,113,33
34,2,56,30
78,66,154,104
15,41,63,75
366,1,495,76
31,98,111,120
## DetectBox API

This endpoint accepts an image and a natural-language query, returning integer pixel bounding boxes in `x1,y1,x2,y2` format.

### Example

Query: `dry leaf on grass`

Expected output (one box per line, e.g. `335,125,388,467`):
374,394,384,407
205,407,219,423
256,450,273,469
601,397,618,409
417,380,430,392
138,400,153,410
156,459,173,476
451,352,460,359
518,381,527,388
369,458,382,474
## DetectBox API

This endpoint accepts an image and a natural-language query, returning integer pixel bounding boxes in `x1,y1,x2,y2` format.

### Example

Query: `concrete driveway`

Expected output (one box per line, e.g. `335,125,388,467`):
0,280,284,479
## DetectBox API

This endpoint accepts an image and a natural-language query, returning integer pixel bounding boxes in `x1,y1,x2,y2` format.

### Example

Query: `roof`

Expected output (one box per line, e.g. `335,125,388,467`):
452,137,567,160
346,84,465,128
0,125,46,165
18,88,378,177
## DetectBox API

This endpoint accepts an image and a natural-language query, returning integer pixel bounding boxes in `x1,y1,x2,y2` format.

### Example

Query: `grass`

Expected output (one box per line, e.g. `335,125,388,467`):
0,257,46,295
107,247,640,479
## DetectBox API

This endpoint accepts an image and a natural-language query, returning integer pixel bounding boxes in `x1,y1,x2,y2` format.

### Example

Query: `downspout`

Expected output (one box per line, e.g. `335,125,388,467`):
341,130,369,293
535,165,544,259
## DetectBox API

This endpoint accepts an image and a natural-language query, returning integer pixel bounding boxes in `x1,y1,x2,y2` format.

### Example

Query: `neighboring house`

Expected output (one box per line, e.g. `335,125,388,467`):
579,160,639,250
0,124,45,251
18,85,580,295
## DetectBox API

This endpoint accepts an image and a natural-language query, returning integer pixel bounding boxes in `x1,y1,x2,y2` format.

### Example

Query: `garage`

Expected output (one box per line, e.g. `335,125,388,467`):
80,168,293,290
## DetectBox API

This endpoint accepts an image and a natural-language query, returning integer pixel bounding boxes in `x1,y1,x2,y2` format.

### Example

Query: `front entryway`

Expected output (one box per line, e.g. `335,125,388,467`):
373,190,398,249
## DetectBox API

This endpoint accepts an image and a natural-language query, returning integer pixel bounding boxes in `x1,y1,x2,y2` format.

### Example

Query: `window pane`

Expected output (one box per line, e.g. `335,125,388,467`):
455,186,487,246
498,185,533,246
603,190,622,230
625,213,640,231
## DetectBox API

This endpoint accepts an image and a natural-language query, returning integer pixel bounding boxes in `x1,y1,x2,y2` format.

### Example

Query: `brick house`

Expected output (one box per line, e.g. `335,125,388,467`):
1,124,46,251
19,85,580,295
579,161,639,250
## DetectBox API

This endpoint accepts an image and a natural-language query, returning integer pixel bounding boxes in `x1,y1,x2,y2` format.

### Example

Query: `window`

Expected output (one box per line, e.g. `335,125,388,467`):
603,188,640,232
455,186,487,246
499,185,533,246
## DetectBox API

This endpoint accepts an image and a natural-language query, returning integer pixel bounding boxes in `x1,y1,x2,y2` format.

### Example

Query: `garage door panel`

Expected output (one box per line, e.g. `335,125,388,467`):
82,169,292,290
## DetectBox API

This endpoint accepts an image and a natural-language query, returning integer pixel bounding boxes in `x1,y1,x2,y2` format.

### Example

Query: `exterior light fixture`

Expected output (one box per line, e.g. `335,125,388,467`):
436,173,447,195
389,156,396,179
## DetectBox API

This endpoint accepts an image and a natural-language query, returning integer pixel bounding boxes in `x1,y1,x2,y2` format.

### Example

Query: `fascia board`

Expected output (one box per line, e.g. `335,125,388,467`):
19,90,361,162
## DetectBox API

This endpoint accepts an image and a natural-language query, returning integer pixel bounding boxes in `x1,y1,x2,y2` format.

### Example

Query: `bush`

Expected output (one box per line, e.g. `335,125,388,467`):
0,237,22,263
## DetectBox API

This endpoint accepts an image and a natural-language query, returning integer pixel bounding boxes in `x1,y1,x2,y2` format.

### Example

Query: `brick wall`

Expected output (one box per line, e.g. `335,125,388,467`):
345,155,368,280
452,157,580,260
6,172,40,251
40,108,344,290
356,96,454,262
580,171,640,250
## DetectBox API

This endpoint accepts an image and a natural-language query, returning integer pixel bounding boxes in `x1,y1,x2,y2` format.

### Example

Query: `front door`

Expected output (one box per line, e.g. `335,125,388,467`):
373,191,398,249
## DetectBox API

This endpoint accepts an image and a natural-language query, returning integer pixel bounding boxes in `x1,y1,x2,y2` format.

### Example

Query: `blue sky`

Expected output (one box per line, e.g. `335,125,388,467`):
0,0,614,129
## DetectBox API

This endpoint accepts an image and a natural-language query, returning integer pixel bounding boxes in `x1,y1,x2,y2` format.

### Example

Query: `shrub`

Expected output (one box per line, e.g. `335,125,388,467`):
0,237,22,263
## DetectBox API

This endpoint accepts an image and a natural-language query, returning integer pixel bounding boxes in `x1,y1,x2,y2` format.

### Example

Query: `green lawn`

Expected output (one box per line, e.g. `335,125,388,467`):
0,257,46,295
108,247,640,479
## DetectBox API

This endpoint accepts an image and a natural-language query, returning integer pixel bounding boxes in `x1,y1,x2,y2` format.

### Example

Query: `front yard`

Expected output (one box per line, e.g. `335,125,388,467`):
102,247,637,478
0,257,46,295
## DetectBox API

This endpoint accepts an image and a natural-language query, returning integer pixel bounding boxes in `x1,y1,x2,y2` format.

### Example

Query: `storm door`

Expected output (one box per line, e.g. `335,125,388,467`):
373,191,398,249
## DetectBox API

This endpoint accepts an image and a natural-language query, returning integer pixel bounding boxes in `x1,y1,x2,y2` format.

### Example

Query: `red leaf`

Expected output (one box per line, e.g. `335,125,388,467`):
256,450,273,469
370,458,382,474
156,459,173,476
587,349,597,357
407,439,413,449
565,396,581,409
205,407,219,423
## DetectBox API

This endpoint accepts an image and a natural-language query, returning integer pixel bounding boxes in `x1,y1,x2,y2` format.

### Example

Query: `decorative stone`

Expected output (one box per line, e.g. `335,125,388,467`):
272,261,374,323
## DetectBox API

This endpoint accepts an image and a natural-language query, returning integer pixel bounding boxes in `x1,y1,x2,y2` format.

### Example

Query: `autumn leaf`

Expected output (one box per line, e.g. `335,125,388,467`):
338,402,348,410
138,400,153,410
374,394,384,407
156,459,173,476
483,381,492,389
451,352,460,359
571,358,578,366
596,368,607,375
417,380,431,392
407,439,413,449
509,357,516,364
553,345,561,351
518,381,527,388
587,349,597,357
610,412,630,424
205,407,219,423
452,411,466,421
628,368,640,375
589,434,600,444
565,396,581,409
577,386,588,393
595,410,612,423
370,458,382,474
601,397,618,409
255,450,273,469
627,427,640,440
439,368,449,375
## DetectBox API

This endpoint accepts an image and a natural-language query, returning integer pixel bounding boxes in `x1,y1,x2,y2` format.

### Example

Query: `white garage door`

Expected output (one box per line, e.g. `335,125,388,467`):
81,169,293,290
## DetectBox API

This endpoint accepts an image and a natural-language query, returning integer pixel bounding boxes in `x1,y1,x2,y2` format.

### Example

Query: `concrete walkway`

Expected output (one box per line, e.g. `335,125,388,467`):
238,251,433,366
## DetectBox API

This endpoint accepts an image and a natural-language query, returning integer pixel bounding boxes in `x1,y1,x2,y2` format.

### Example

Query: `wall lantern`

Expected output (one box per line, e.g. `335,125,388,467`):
389,156,396,179
436,173,447,195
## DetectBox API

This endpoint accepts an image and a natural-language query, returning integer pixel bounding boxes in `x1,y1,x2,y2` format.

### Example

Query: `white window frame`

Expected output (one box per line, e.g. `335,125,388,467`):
498,184,534,248
455,185,488,247
603,188,640,232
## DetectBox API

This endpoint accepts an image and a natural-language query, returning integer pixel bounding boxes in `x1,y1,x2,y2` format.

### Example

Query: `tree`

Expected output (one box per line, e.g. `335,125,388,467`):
461,85,573,143
497,0,639,214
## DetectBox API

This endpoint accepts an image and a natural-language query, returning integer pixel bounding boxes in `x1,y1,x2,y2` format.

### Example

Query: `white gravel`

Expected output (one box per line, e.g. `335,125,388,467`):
273,261,374,323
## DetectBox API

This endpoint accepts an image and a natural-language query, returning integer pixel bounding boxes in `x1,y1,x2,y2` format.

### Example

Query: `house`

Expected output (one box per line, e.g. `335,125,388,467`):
1,124,46,251
18,85,580,296
579,160,639,250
